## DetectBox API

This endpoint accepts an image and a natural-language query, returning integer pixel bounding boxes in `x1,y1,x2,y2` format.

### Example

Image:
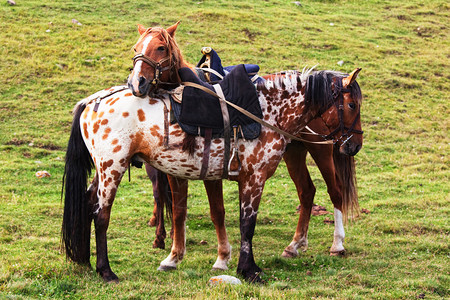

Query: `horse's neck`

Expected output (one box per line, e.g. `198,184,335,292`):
259,75,315,136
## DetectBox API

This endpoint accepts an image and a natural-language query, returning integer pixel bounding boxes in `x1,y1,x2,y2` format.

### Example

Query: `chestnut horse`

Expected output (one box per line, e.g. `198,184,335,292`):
62,22,363,282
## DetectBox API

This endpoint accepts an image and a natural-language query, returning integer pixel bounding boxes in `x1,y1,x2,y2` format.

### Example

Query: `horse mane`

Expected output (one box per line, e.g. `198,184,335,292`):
305,70,363,113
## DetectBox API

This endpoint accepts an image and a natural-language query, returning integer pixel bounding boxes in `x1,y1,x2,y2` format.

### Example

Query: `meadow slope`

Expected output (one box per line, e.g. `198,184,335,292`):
0,0,448,299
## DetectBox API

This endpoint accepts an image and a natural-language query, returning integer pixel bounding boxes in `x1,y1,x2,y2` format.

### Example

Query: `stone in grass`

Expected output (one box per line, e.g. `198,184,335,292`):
7,0,16,6
35,170,51,178
72,19,82,26
208,275,241,285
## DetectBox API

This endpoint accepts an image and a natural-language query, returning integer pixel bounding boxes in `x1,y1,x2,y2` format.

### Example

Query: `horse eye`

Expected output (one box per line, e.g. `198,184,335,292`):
348,103,356,110
157,46,166,51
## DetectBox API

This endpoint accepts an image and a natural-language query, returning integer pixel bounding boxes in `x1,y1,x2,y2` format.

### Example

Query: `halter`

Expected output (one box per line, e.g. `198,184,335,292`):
322,78,363,146
132,53,174,89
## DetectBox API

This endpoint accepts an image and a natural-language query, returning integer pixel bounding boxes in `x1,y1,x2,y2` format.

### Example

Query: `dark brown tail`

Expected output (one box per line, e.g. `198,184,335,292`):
333,146,359,223
61,103,93,265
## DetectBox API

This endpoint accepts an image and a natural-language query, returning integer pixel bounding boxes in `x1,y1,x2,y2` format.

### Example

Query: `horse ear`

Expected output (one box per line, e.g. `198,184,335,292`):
166,21,181,37
343,68,362,87
138,24,147,35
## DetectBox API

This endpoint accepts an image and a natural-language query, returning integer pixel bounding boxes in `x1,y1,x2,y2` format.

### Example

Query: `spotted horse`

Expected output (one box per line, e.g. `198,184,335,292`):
146,55,363,257
61,22,363,283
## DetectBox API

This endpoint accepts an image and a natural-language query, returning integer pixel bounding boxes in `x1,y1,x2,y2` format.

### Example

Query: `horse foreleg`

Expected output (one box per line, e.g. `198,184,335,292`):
154,169,169,249
308,144,346,255
282,143,314,257
236,179,264,283
158,176,187,271
204,180,231,270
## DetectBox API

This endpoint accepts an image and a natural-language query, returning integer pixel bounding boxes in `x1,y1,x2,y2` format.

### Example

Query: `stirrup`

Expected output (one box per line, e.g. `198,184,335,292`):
228,126,241,176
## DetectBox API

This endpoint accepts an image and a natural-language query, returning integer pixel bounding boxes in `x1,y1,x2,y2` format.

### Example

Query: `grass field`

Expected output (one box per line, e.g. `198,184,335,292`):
0,0,449,299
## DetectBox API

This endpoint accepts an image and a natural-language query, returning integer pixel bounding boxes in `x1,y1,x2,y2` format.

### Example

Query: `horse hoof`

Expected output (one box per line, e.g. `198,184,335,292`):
157,265,177,271
212,266,228,271
281,249,298,258
99,271,119,283
148,217,157,227
153,240,165,249
330,250,346,257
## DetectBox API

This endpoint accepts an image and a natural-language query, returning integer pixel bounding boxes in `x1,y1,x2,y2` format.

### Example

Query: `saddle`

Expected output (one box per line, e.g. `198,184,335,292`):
196,47,260,83
171,64,262,139
168,49,263,178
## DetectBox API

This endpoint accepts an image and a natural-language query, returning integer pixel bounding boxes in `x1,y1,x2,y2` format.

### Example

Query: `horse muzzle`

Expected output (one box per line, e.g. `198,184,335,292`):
340,142,361,156
128,75,151,98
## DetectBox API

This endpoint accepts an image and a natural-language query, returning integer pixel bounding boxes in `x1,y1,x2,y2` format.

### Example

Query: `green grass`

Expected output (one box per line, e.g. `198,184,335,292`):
1,0,449,299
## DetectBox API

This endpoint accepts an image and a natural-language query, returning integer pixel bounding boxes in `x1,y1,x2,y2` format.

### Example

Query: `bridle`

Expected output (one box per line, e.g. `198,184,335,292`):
321,78,363,146
131,31,179,91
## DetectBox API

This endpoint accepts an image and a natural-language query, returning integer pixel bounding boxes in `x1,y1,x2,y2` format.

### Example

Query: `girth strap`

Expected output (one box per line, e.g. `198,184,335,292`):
213,84,231,179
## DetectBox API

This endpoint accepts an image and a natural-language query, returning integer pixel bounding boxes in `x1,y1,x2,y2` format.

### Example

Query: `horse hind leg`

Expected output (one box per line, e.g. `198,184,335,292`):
145,164,158,227
153,169,171,249
282,144,313,258
204,180,231,271
93,162,127,282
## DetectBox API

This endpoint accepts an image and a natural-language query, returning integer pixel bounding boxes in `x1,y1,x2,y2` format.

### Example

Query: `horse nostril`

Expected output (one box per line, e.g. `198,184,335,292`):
139,76,146,86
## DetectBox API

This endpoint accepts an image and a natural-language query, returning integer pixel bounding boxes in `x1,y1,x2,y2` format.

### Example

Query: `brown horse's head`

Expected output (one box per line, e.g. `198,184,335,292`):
319,68,363,156
128,22,184,97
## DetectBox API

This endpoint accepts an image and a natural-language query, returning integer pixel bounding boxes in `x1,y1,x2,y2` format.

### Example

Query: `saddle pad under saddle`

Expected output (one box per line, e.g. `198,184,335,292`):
174,64,262,139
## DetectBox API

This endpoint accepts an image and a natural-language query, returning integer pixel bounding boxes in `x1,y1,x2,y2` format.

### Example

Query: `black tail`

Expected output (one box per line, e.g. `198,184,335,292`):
61,103,94,265
333,146,359,223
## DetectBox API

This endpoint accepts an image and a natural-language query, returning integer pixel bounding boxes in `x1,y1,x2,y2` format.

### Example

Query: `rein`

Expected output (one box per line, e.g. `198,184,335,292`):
181,81,333,145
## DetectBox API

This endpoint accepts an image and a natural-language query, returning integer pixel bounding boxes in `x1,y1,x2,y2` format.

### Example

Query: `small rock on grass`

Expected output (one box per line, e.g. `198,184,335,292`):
208,275,241,285
7,0,16,6
35,171,51,178
72,19,82,26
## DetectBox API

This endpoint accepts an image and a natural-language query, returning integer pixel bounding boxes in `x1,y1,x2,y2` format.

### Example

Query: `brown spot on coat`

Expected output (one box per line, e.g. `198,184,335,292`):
122,112,129,118
101,119,108,125
113,145,122,153
137,109,146,122
112,139,118,145
110,97,120,106
102,127,111,140
125,93,133,97
82,106,90,119
93,120,100,134
83,123,89,139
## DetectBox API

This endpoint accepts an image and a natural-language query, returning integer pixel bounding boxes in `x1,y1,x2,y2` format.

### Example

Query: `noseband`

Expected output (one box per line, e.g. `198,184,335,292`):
132,52,176,90
322,78,363,146
132,53,172,85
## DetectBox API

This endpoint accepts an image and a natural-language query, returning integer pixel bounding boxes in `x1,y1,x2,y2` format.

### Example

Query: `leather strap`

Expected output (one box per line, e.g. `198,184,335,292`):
199,128,212,179
213,84,231,178
181,82,332,145
163,105,169,149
